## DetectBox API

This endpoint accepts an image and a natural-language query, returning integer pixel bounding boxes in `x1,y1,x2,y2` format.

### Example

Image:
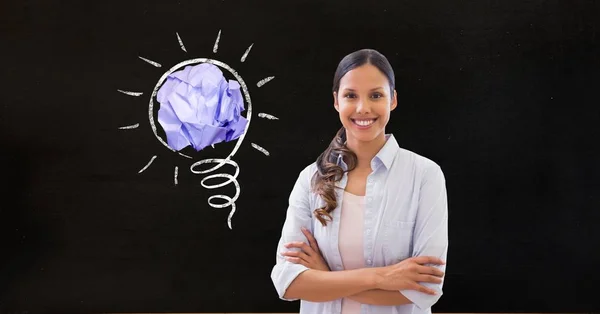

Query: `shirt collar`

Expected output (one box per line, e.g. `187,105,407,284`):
373,134,399,170
336,134,399,171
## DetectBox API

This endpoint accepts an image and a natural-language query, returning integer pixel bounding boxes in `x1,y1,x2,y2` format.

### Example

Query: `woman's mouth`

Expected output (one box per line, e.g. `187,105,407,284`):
351,118,377,129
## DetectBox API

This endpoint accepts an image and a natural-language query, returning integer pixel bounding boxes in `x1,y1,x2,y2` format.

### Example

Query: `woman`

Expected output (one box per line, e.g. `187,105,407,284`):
270,49,448,314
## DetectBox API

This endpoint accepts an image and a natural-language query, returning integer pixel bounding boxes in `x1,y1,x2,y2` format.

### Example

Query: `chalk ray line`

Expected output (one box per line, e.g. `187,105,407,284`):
118,123,139,130
257,76,275,87
139,155,157,173
213,29,221,53
139,56,162,68
241,43,254,62
258,113,279,120
117,89,143,97
251,143,270,156
176,32,187,52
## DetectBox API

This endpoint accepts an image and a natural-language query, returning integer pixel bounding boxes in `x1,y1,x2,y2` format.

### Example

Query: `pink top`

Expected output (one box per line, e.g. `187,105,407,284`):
338,191,366,314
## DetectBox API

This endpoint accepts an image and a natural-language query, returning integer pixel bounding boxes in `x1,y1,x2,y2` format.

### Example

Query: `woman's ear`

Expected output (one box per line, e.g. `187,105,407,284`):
390,90,398,111
333,91,339,112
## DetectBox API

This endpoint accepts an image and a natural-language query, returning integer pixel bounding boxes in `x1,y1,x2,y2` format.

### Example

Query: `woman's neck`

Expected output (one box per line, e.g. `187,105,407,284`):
346,132,387,170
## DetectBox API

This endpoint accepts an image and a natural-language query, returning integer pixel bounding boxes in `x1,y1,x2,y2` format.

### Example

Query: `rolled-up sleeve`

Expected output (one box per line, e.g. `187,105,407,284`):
400,164,449,310
270,166,314,301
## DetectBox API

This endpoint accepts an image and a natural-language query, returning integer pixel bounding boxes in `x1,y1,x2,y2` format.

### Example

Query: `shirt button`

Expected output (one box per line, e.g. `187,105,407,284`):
368,178,374,183
366,229,371,234
367,197,373,202
367,259,372,265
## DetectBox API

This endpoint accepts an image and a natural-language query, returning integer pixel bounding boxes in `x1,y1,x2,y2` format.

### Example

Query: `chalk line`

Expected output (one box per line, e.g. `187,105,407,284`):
213,29,221,53
138,155,157,173
241,43,254,62
118,123,139,130
176,32,187,52
251,143,270,156
117,89,143,97
257,76,275,87
258,113,279,120
138,56,162,68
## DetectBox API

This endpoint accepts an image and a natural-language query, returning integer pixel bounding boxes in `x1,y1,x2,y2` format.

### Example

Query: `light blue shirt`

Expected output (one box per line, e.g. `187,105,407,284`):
270,134,449,314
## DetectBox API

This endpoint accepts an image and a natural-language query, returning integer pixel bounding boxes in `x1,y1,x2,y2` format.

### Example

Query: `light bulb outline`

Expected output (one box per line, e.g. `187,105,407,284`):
148,57,252,173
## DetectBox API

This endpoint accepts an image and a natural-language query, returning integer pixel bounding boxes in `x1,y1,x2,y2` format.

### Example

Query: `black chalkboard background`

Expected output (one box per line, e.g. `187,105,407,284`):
2,0,599,313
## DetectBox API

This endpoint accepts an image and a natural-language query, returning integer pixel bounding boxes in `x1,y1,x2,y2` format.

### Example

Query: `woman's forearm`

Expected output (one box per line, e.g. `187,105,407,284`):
347,289,413,306
284,268,379,302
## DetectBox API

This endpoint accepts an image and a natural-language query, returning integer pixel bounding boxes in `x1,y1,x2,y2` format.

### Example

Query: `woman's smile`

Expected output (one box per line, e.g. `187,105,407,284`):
350,117,378,129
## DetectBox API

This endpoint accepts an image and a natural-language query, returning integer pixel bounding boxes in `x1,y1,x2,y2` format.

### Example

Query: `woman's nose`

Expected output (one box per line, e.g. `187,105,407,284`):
356,100,371,114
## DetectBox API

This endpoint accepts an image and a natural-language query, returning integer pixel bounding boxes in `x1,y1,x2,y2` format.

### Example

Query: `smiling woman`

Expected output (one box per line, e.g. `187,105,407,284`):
270,49,449,314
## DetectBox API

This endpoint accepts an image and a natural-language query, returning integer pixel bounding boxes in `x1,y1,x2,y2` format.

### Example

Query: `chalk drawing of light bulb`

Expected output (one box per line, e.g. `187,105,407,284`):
117,30,278,229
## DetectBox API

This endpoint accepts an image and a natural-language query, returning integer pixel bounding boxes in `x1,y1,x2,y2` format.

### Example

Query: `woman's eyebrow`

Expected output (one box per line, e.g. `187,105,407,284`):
342,87,385,92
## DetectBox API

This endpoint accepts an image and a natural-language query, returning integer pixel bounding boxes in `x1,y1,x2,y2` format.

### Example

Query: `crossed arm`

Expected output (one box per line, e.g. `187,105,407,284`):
282,228,414,306
350,289,413,306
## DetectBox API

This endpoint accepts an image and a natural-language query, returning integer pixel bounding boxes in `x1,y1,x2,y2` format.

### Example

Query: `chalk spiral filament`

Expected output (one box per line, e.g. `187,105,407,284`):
190,158,240,229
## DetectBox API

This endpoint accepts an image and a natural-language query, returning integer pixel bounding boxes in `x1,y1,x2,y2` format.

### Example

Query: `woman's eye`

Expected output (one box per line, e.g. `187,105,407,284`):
344,93,356,99
372,93,383,99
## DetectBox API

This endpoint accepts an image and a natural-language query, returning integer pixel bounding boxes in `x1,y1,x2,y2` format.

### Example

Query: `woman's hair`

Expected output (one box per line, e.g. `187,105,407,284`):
311,48,396,226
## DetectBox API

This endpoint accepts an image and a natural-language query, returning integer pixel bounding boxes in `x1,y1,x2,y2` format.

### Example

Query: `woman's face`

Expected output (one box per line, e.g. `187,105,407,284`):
334,63,397,144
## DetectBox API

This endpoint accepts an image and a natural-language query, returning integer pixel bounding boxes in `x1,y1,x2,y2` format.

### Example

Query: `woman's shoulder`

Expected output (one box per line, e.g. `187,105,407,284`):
395,146,444,176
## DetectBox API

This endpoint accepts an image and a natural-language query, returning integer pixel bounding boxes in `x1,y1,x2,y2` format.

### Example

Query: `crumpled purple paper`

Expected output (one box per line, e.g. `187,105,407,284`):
156,63,247,151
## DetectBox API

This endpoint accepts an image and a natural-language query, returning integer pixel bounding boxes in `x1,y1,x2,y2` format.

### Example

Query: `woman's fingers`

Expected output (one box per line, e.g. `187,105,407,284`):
281,249,310,262
285,241,315,256
301,227,320,252
410,282,438,295
412,256,445,266
415,274,443,284
284,256,301,263
416,265,445,277
283,256,309,267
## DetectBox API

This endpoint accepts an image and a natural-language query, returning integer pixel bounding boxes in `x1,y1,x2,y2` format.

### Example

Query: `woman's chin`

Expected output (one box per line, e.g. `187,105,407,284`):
348,129,383,144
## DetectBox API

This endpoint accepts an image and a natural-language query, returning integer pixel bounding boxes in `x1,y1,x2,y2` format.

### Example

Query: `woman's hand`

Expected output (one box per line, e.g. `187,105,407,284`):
281,227,330,271
374,256,445,295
